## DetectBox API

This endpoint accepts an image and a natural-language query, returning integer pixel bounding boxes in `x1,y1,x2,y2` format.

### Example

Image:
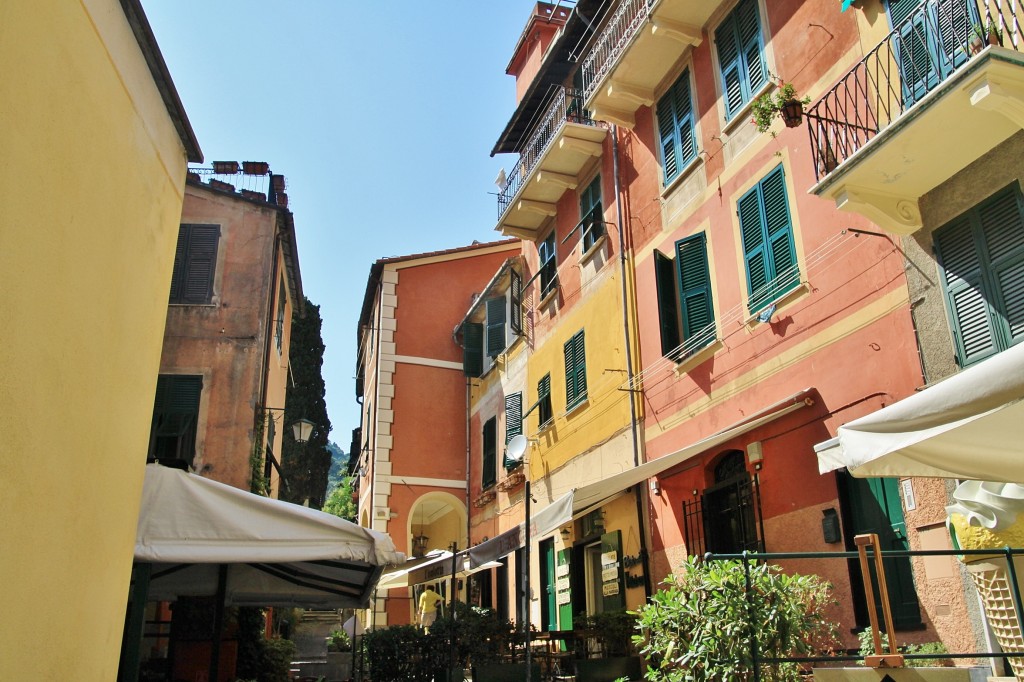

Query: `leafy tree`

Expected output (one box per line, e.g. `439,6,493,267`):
281,297,332,508
322,475,357,522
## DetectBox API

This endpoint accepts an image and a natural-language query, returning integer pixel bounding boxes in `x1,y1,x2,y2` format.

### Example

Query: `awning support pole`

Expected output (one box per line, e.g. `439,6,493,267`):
855,534,904,668
209,564,228,682
120,562,152,682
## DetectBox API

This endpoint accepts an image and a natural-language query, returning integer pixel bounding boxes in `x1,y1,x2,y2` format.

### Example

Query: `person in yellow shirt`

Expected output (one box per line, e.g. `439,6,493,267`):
417,585,442,632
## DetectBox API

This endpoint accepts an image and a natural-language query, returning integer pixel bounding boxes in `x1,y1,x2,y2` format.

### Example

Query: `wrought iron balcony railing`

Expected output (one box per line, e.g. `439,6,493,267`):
580,0,654,98
806,0,1022,183
497,87,597,218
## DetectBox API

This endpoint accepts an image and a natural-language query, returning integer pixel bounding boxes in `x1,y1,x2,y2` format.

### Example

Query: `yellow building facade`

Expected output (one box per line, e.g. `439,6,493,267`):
0,1,200,678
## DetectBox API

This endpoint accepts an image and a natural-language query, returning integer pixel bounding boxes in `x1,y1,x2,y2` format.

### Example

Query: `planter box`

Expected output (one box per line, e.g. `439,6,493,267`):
812,667,989,682
326,650,353,680
472,662,540,682
574,656,642,682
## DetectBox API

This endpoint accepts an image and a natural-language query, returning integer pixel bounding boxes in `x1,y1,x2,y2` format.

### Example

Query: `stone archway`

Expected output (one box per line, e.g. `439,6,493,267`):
407,491,467,558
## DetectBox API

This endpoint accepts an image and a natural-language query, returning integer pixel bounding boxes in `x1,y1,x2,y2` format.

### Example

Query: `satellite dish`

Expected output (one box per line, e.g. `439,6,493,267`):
506,434,529,463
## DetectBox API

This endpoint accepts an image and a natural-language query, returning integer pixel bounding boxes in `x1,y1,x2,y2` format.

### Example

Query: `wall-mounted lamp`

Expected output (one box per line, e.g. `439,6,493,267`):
560,526,571,540
650,478,661,496
747,441,763,470
292,417,316,444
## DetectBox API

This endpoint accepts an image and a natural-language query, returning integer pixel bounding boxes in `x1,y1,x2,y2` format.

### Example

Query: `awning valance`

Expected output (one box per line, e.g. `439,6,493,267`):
815,343,1024,482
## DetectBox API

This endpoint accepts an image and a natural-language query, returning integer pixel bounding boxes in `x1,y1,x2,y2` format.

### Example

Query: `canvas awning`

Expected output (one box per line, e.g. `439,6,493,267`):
815,343,1024,482
467,491,575,568
135,464,404,608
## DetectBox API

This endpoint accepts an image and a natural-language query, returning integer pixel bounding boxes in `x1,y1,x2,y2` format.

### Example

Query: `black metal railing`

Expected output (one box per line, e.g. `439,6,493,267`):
704,545,1024,681
806,0,1023,183
497,87,599,219
580,0,656,98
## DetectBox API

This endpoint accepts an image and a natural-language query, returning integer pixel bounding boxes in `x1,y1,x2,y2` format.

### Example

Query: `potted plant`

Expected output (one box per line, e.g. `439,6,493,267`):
325,628,354,680
971,20,1003,53
751,82,811,136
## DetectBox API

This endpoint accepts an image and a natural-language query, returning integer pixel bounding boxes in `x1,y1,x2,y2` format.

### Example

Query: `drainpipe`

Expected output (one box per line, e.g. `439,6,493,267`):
612,124,652,598
254,221,283,492
465,377,472,547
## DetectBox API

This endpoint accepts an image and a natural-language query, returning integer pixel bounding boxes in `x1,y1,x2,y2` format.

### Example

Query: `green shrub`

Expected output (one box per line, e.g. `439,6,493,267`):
362,624,448,682
858,627,951,667
577,610,637,657
326,628,352,652
430,602,517,668
259,638,297,682
633,557,839,682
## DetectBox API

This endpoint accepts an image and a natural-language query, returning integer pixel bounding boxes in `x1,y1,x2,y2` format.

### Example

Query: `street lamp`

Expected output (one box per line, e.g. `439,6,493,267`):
291,417,315,443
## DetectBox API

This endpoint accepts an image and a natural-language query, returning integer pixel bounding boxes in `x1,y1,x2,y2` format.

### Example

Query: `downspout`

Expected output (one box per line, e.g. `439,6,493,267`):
254,221,283,492
465,378,472,548
612,124,652,598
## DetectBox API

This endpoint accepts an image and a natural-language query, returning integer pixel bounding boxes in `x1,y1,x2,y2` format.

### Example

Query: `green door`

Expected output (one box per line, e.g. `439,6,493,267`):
556,549,573,632
842,474,922,628
540,539,557,631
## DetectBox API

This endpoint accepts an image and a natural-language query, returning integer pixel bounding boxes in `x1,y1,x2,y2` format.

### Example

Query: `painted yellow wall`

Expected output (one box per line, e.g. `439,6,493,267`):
528,270,634,476
0,1,189,678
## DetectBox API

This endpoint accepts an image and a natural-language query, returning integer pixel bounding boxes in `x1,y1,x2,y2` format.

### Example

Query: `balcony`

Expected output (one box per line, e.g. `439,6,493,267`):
806,0,1024,235
581,0,714,128
496,87,606,239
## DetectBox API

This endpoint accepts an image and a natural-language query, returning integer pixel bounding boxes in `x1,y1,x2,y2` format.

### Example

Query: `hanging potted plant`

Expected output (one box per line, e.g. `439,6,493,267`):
751,82,811,137
971,20,1003,54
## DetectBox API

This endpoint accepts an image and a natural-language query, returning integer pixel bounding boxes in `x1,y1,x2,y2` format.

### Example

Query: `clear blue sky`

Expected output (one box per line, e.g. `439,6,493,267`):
143,2,535,446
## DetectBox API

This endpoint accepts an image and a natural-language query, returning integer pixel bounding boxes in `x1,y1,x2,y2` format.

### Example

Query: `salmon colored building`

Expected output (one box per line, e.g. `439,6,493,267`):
355,239,520,626
150,168,303,499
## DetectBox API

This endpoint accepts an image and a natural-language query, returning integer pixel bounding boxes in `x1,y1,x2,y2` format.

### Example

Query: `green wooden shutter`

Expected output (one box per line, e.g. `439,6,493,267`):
654,250,682,357
169,228,187,302
676,233,714,350
463,322,484,377
564,331,586,409
538,374,552,426
737,0,767,96
580,176,603,251
716,0,764,120
739,166,797,313
937,213,997,365
656,71,696,185
509,269,523,335
181,225,219,304
504,392,523,469
979,189,1024,348
556,549,573,632
486,297,507,358
716,13,745,118
600,530,626,612
887,0,925,27
482,417,497,489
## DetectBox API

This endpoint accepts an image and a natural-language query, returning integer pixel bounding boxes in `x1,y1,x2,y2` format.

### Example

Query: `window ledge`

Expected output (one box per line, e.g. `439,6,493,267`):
580,234,607,264
673,339,722,375
169,302,217,307
661,155,704,199
538,283,558,309
538,418,555,433
743,281,810,327
564,396,589,418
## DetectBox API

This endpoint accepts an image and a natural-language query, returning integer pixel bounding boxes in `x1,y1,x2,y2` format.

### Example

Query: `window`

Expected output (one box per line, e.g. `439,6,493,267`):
715,0,767,120
170,224,220,304
148,375,203,466
275,280,286,354
654,233,716,360
503,392,523,470
737,165,798,314
657,69,697,184
539,232,558,298
462,269,523,377
564,330,587,409
580,176,604,252
483,417,497,489
935,185,1024,367
537,374,552,427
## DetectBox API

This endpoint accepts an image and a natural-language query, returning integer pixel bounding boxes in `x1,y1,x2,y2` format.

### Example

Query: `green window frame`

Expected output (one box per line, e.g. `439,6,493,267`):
935,184,1024,367
564,330,587,409
715,0,767,120
510,268,523,335
170,224,220,304
657,69,697,184
149,374,203,466
482,416,497,489
580,176,604,252
654,233,716,359
737,165,799,314
539,232,558,297
503,392,523,470
538,374,553,427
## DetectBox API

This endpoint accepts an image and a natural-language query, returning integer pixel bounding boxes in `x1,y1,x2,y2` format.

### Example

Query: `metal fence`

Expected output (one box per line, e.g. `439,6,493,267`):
580,0,655,98
805,0,1023,182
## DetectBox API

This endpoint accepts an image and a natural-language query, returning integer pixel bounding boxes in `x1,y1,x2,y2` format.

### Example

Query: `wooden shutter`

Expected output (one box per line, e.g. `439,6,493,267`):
509,269,522,335
178,224,219,304
538,374,552,426
463,322,484,377
739,165,797,313
737,0,766,96
503,392,523,469
656,71,695,185
716,12,745,118
887,0,926,27
654,250,682,357
676,233,714,349
738,184,769,311
169,228,188,302
564,331,587,408
483,417,497,489
486,297,507,358
600,530,626,612
580,176,603,251
716,0,764,119
979,189,1024,347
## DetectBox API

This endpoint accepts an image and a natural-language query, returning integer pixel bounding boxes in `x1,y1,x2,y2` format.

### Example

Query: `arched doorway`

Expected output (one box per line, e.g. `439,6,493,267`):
702,450,763,554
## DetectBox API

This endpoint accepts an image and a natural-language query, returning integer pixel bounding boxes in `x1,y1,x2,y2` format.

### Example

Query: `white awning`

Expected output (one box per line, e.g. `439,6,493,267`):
816,342,1024,482
135,464,404,608
466,491,575,568
571,389,814,511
